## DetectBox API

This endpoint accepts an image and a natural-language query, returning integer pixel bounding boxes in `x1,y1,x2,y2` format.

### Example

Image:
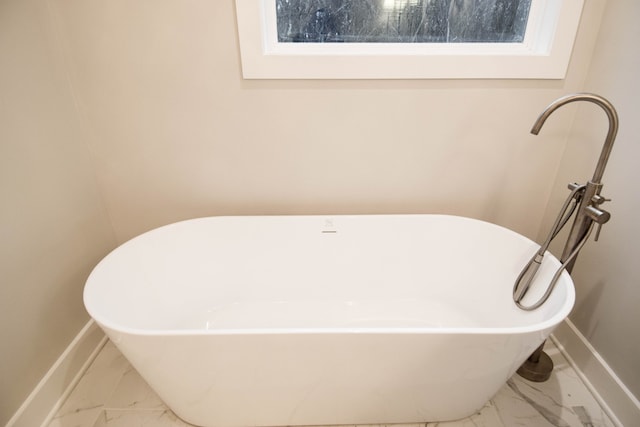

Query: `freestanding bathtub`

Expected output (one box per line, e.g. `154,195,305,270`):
84,214,574,427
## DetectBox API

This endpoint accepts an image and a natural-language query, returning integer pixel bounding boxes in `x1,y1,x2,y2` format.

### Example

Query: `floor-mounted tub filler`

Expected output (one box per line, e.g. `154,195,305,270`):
512,93,618,382
84,214,575,427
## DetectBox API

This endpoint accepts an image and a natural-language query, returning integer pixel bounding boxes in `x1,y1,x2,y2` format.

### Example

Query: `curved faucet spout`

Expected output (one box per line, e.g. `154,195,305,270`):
531,93,619,184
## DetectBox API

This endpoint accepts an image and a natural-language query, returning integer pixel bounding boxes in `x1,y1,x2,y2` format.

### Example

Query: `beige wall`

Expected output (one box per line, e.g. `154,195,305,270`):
9,0,640,423
541,0,640,401
48,0,604,243
0,0,116,423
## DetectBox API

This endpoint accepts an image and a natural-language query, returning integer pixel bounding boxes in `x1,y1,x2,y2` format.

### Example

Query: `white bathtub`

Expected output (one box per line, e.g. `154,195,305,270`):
84,214,574,427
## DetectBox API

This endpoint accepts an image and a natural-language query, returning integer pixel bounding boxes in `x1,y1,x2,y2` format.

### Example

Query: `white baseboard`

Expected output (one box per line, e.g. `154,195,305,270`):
4,320,106,427
551,319,640,427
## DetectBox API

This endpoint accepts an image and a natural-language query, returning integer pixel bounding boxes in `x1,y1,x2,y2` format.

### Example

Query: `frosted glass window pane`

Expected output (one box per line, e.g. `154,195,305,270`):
276,0,532,43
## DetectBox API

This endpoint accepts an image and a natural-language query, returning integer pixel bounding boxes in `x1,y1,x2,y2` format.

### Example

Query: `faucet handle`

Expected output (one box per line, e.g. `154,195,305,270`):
591,194,612,205
594,222,605,242
585,205,611,224
585,205,611,242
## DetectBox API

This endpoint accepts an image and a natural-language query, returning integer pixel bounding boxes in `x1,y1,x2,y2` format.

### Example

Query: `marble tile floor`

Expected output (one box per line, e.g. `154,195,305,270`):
47,339,616,427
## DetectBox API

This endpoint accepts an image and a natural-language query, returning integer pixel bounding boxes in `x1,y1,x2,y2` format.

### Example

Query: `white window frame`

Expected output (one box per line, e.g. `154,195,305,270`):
235,0,584,79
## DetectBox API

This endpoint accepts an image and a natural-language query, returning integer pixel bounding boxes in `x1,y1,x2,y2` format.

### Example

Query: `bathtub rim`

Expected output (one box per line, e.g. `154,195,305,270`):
84,214,575,338
93,317,572,338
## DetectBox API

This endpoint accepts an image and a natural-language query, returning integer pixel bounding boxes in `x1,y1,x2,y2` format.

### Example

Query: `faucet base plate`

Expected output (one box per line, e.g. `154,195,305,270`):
516,350,553,382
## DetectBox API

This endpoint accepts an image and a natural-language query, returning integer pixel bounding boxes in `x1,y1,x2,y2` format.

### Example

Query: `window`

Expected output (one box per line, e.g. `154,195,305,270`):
276,0,531,44
235,0,584,79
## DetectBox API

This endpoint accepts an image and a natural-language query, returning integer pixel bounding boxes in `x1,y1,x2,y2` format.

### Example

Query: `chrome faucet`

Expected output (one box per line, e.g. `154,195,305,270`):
514,93,619,382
